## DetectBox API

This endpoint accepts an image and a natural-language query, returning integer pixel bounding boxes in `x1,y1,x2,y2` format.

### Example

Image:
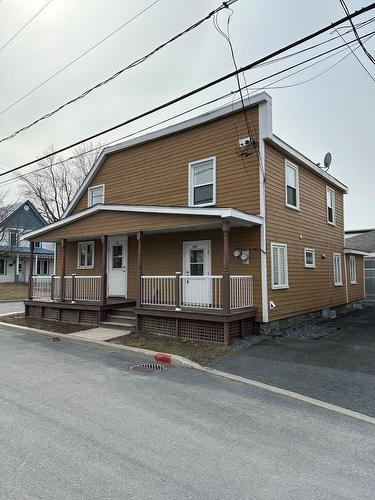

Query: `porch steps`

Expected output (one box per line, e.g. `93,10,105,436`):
100,307,136,331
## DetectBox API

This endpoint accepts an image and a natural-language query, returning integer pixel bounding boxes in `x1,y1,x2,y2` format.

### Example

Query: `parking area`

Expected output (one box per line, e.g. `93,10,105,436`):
213,307,375,416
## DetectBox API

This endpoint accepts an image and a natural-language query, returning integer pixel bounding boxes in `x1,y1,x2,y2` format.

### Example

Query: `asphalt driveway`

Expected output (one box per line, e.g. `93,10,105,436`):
213,307,375,417
0,326,374,499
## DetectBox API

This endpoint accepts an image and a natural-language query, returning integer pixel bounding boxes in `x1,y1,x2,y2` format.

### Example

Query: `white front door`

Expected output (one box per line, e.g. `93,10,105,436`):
107,236,128,297
182,240,211,306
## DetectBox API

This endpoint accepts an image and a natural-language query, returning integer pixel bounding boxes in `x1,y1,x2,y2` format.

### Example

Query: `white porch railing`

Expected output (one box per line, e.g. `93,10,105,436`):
140,274,253,310
141,276,176,306
31,275,101,302
180,275,222,309
230,275,253,309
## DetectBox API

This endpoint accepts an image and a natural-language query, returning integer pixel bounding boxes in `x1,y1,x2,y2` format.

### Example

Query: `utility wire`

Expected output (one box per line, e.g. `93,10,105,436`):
0,0,234,145
0,31,371,189
340,0,375,64
334,26,375,81
0,3,374,179
0,0,53,55
0,0,161,118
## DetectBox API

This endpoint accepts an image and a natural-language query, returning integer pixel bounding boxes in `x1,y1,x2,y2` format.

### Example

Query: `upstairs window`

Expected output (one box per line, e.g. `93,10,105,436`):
88,185,104,207
333,253,342,286
349,255,357,284
77,241,95,269
271,243,289,289
189,157,216,207
326,187,335,224
285,160,299,209
9,230,19,246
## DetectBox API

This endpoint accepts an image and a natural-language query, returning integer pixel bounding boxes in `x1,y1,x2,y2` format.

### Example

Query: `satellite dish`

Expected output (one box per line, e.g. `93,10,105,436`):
323,152,332,170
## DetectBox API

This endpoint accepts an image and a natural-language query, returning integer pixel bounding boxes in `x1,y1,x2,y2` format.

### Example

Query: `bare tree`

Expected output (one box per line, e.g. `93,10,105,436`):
18,142,101,223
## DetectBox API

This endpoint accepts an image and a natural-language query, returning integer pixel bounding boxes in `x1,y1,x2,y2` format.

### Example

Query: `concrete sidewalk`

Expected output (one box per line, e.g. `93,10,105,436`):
67,327,127,342
0,302,24,316
212,307,375,417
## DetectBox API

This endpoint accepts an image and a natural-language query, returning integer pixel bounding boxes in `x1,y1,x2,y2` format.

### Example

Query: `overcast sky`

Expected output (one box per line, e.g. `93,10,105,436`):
0,0,373,230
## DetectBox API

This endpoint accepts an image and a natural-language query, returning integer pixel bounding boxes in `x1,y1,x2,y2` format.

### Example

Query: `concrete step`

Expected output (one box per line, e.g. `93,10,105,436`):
106,314,136,323
99,321,135,331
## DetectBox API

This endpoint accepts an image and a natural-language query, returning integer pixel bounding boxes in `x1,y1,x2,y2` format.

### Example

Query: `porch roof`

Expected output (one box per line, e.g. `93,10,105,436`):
24,204,263,241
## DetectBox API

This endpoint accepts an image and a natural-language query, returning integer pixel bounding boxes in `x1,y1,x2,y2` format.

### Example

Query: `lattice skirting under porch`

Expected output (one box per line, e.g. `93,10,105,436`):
138,315,255,344
26,304,99,324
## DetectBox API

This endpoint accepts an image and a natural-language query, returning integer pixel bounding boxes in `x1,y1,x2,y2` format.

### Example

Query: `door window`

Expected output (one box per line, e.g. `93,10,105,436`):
189,249,204,276
112,245,123,269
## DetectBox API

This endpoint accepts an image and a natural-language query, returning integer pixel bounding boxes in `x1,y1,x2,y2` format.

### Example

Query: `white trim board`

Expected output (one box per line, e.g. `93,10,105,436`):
344,248,370,256
268,136,348,192
25,204,264,240
64,92,272,217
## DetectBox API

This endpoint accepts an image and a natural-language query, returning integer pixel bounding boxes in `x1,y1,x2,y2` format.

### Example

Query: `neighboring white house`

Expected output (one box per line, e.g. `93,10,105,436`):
345,228,375,301
0,201,55,283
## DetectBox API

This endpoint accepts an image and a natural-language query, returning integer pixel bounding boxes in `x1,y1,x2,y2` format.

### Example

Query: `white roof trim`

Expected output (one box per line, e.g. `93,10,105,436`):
344,248,370,256
25,204,263,239
269,136,348,192
63,92,271,217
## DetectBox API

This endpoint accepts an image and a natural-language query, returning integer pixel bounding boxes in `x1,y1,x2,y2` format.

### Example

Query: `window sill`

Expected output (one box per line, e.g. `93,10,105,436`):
327,221,336,227
189,202,216,208
285,204,300,211
334,283,343,287
350,281,357,285
77,266,94,270
304,265,316,269
271,285,289,290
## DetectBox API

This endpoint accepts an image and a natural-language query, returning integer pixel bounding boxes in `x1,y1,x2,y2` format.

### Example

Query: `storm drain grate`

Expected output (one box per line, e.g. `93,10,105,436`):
129,363,168,372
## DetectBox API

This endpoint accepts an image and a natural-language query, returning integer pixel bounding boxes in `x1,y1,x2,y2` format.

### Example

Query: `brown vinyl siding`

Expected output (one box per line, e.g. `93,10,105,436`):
72,108,260,216
265,143,347,320
346,254,365,303
55,226,263,320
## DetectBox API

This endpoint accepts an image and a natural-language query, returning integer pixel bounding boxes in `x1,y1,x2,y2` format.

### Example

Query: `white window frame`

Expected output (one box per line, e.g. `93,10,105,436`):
188,156,216,207
333,253,343,286
271,242,289,290
304,248,316,268
88,184,105,207
37,258,49,276
326,186,335,225
0,257,6,275
285,160,300,210
77,241,95,269
349,255,357,284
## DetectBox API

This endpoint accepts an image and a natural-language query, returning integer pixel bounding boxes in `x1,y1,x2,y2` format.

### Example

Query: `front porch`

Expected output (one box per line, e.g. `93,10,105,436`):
25,205,262,344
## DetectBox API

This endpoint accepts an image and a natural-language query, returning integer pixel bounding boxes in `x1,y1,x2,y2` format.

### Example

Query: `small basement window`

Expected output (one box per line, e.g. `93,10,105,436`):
77,241,95,269
326,187,335,225
333,253,342,286
304,248,316,268
189,157,216,207
88,185,104,207
349,255,357,284
285,160,299,209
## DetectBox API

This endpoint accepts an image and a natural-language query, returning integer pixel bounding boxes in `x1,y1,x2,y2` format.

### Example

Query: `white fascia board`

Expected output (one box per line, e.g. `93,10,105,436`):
344,248,370,256
25,204,263,240
269,136,348,193
63,92,271,217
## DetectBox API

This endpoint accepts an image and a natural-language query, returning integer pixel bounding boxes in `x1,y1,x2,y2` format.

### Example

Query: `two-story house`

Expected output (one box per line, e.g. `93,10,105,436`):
0,201,55,283
24,93,364,343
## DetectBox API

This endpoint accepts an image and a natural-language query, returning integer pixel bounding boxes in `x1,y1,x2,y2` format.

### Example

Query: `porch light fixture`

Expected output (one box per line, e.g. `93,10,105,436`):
233,248,241,258
233,249,250,264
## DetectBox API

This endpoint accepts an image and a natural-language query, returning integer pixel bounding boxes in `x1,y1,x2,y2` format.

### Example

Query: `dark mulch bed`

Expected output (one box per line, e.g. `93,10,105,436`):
0,314,94,334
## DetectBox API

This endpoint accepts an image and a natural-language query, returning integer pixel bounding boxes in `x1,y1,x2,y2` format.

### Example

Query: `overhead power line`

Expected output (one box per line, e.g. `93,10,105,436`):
334,27,375,82
0,0,161,118
0,29,371,189
0,0,236,145
0,2,374,179
339,0,375,64
0,0,53,55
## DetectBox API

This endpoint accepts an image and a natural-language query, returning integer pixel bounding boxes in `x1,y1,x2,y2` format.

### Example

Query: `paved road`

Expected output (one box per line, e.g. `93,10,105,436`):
213,307,375,417
0,301,24,315
0,326,374,499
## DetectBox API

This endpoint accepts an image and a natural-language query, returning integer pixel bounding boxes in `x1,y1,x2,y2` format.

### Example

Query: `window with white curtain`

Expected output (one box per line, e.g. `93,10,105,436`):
349,255,357,284
77,241,95,269
326,187,335,224
271,243,289,289
188,157,216,207
333,253,342,286
285,161,299,209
